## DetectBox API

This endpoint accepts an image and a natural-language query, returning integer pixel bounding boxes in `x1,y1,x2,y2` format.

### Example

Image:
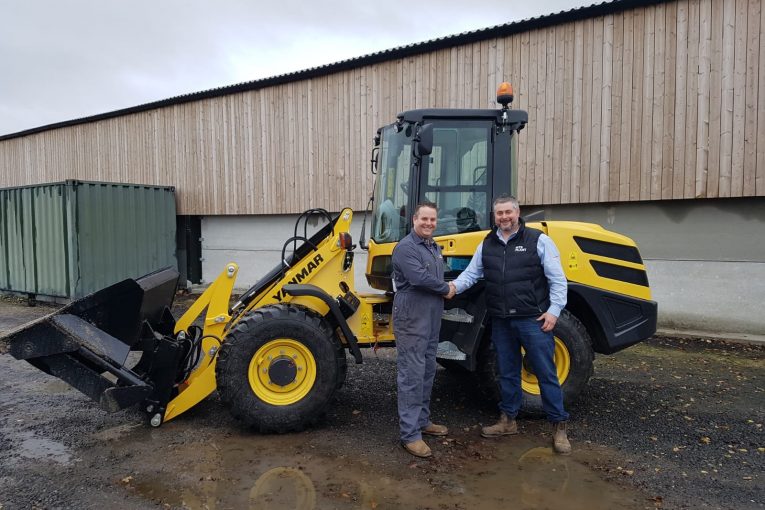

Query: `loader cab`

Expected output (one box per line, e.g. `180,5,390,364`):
367,106,528,290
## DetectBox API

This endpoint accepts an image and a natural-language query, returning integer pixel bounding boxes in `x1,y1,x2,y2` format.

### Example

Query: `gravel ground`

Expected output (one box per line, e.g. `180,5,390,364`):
0,294,762,509
572,336,763,509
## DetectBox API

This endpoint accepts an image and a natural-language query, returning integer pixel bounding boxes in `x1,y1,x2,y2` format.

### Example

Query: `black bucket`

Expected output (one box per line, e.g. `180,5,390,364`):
1,267,180,413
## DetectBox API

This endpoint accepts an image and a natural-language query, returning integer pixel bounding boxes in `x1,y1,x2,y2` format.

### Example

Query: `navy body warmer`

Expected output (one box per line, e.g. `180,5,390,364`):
481,219,551,318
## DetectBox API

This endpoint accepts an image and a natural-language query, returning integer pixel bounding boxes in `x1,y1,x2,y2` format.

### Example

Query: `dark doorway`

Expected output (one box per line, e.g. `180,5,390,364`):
176,216,202,285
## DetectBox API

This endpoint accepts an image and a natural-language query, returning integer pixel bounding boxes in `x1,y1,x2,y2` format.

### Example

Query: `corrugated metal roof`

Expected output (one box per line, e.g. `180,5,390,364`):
0,0,668,142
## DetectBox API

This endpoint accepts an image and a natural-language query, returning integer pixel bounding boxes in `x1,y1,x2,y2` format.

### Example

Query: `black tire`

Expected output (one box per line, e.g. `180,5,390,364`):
477,310,594,415
216,304,346,432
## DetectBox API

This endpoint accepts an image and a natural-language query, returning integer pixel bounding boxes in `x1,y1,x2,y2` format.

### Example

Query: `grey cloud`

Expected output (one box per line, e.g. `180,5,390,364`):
0,0,584,135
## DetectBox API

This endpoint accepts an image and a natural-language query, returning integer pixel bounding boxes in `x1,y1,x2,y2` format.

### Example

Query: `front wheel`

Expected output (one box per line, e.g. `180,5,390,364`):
216,304,346,432
477,310,594,415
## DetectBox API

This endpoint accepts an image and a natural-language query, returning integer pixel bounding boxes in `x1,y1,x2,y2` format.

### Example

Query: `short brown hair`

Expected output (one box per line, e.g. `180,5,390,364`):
492,194,519,211
413,201,438,216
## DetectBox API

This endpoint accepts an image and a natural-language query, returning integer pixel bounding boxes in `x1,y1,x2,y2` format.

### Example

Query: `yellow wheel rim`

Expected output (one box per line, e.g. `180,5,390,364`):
520,336,571,396
248,339,317,405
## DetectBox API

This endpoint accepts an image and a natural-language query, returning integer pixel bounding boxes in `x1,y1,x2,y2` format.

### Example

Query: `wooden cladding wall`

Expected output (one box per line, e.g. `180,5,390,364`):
1,0,763,214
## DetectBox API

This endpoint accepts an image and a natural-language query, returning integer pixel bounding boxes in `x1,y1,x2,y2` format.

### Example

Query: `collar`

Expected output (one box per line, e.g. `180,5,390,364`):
412,230,433,244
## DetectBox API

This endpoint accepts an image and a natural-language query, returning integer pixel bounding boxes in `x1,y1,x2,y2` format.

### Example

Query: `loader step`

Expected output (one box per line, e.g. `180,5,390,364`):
436,341,467,361
441,308,474,324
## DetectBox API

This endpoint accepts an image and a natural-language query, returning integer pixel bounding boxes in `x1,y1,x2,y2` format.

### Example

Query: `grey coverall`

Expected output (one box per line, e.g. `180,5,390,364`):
391,231,449,443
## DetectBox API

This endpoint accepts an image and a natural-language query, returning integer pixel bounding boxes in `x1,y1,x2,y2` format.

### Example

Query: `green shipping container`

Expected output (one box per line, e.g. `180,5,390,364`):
0,180,176,300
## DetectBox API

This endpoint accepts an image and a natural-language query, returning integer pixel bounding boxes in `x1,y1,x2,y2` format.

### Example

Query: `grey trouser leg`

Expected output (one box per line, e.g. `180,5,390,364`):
417,300,441,430
393,292,442,443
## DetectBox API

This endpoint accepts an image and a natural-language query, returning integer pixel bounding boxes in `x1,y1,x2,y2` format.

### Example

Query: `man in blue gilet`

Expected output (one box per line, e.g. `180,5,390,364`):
449,194,571,454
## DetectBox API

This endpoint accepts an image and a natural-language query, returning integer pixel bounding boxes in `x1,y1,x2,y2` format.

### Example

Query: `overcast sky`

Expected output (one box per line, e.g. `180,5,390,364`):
0,0,589,136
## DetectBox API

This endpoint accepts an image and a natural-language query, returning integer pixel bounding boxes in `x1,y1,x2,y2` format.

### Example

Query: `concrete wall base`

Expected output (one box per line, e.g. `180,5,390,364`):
199,197,764,339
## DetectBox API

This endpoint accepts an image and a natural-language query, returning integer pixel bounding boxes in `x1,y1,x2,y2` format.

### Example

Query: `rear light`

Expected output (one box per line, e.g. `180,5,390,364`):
338,232,353,250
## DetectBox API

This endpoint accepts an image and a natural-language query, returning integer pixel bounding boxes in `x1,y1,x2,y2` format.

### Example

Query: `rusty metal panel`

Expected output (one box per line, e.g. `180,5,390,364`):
0,180,176,300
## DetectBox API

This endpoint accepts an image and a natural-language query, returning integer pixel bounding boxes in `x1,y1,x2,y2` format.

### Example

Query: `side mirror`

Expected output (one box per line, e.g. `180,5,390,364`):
414,123,433,158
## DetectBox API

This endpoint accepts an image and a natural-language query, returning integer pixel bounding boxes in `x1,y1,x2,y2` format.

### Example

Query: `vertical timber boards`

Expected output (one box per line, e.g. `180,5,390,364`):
1,0,764,213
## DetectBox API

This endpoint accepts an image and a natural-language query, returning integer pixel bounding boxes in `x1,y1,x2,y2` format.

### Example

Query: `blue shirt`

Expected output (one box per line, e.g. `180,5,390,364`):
451,228,567,317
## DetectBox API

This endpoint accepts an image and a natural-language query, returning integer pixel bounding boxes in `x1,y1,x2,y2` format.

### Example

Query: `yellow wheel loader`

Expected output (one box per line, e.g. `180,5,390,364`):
1,85,657,431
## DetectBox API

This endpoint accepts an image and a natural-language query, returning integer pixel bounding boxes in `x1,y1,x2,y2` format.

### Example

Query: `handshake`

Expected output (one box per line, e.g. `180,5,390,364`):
444,281,457,299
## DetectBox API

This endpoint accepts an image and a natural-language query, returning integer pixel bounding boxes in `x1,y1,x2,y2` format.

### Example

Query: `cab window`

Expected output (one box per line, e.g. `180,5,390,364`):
421,122,492,236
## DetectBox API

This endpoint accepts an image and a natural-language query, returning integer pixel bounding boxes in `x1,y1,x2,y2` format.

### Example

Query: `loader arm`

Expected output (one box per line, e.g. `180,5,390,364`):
162,263,239,423
162,208,358,424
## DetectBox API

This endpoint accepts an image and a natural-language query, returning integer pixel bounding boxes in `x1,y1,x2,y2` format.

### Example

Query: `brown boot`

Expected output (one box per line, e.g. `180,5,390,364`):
480,413,518,438
422,423,449,437
402,439,432,458
552,422,572,455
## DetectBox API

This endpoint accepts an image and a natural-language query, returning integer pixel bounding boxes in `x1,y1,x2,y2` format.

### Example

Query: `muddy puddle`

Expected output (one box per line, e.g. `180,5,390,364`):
107,428,646,510
7,429,73,466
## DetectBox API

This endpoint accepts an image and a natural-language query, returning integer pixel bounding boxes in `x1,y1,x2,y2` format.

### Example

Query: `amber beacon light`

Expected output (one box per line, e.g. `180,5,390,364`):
496,82,514,108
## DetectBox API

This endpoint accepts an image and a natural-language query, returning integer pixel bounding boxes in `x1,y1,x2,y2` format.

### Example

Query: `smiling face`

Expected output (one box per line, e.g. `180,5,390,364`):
493,199,520,235
412,205,438,240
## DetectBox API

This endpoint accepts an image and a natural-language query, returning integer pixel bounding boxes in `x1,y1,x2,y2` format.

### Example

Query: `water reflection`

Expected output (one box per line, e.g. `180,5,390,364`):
126,433,643,510
249,467,316,509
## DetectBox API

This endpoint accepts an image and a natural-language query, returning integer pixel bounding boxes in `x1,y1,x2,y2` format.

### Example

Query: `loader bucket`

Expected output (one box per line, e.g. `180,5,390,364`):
1,268,181,413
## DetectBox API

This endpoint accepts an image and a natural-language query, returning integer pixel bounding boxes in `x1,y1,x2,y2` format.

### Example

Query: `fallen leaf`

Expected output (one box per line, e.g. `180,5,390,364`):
352,410,361,415
120,476,133,484
700,437,711,444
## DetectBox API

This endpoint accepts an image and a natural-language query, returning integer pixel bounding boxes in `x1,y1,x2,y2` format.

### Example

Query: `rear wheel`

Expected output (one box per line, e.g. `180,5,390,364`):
216,304,346,432
478,310,594,415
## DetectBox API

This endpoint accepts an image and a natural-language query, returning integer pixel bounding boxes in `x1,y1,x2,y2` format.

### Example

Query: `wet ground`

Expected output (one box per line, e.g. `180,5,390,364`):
0,295,763,510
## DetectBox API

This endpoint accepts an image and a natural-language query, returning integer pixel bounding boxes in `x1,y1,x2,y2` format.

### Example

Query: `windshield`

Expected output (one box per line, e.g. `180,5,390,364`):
371,120,497,243
371,125,412,244
422,122,493,236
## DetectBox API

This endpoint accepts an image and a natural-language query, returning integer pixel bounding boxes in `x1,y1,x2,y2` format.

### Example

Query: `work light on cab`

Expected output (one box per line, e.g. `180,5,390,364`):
497,82,514,108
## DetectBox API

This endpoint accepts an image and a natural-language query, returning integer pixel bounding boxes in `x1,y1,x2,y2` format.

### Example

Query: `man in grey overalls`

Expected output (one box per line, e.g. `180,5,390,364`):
392,202,454,458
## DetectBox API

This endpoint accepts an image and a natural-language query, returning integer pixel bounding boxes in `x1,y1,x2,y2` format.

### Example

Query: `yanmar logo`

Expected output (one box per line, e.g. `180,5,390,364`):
514,246,527,252
271,254,324,301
